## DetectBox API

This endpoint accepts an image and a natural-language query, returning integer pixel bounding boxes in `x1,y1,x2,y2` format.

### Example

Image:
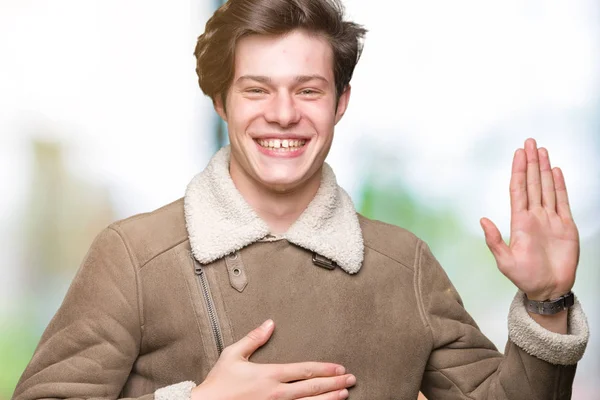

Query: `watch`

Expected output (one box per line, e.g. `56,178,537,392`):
524,291,575,315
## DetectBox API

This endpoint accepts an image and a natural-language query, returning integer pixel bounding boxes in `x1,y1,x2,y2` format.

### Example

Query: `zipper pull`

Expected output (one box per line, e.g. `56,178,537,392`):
191,254,204,275
194,263,203,275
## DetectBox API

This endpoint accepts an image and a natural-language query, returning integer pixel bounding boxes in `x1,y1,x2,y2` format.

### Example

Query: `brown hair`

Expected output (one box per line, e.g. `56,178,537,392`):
194,0,367,108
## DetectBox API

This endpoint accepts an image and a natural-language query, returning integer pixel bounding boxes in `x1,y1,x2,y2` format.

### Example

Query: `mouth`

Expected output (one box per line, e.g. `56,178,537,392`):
254,138,308,153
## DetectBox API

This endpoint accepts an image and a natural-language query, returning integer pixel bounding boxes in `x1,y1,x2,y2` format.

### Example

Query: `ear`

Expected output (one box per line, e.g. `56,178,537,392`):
334,84,351,125
213,95,227,122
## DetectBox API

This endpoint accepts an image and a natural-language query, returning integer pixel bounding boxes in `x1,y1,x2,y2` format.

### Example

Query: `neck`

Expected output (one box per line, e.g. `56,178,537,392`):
229,163,322,235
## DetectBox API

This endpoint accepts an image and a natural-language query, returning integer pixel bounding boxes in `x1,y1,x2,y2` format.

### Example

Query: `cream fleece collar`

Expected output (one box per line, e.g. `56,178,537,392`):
184,146,364,274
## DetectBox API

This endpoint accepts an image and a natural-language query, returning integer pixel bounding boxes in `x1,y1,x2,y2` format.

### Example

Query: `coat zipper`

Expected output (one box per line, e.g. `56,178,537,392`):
194,262,224,355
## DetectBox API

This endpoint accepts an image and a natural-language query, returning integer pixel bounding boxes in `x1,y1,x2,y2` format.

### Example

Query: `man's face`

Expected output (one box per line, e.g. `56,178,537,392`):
215,29,350,192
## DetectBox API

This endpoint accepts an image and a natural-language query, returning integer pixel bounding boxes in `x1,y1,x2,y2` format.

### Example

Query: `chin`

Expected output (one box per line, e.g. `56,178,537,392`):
255,173,306,193
253,161,319,190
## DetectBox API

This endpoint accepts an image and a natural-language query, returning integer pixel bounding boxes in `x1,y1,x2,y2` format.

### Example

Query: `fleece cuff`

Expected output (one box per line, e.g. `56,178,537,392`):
155,381,197,400
508,290,589,365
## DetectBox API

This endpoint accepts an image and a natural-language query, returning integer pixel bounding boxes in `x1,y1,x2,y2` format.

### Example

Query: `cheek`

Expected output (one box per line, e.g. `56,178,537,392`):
301,103,336,135
228,103,263,131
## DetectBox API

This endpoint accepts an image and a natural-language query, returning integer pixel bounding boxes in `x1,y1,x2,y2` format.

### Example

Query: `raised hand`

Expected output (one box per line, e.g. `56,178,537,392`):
480,138,579,302
191,319,356,400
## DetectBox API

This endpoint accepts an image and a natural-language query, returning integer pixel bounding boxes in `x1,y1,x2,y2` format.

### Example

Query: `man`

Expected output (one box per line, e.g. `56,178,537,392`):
13,0,589,399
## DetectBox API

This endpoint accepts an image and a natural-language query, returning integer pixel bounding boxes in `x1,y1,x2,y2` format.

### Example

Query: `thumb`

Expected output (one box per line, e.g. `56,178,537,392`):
228,319,275,360
480,217,511,264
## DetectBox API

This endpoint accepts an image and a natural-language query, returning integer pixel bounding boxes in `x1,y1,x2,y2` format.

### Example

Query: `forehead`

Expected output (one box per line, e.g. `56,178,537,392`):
233,29,334,82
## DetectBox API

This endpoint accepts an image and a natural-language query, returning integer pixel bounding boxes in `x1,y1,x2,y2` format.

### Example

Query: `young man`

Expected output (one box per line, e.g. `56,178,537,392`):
13,0,589,399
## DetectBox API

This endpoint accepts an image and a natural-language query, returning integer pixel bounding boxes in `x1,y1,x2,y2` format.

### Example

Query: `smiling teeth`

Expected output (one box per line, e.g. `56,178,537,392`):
257,139,306,149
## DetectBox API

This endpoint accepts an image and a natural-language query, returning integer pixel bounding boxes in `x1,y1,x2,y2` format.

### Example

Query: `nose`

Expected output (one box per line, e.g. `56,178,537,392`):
264,91,301,128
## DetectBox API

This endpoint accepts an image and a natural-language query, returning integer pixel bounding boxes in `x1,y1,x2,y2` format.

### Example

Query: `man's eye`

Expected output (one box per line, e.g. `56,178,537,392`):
246,88,266,94
299,89,317,95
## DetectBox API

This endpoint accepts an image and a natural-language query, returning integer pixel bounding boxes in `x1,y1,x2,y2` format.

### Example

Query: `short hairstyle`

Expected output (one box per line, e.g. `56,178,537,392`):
193,0,367,108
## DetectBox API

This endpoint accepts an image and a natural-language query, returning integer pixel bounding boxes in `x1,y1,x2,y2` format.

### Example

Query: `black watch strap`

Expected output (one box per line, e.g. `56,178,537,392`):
524,291,575,315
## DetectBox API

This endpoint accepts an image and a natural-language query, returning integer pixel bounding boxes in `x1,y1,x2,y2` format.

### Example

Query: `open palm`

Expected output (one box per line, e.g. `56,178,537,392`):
480,138,579,301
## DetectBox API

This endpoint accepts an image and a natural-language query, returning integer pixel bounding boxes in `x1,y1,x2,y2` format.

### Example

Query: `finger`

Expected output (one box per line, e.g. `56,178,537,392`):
538,148,556,212
297,389,349,400
480,218,511,265
276,362,346,383
553,167,573,220
525,138,542,209
509,148,527,214
226,319,274,360
285,374,356,399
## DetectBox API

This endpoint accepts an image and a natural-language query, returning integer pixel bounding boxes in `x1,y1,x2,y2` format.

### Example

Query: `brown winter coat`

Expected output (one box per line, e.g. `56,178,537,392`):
13,147,589,400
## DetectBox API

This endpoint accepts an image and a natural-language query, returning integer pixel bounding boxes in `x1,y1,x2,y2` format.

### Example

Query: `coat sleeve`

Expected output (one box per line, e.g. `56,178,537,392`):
416,241,589,400
11,227,197,400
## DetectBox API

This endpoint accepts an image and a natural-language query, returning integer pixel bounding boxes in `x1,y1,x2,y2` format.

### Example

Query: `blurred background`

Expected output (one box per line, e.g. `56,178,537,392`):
0,0,598,399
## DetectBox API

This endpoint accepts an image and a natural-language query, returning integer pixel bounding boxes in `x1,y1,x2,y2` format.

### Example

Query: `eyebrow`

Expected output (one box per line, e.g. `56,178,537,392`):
235,74,329,84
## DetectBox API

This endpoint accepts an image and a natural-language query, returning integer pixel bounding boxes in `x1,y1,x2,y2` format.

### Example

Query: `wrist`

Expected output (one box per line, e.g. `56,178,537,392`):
527,308,568,334
524,290,571,301
523,291,574,335
191,384,207,400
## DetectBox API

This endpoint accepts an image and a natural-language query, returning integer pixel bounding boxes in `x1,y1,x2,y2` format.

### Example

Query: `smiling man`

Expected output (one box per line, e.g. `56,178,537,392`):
217,29,347,234
13,0,589,400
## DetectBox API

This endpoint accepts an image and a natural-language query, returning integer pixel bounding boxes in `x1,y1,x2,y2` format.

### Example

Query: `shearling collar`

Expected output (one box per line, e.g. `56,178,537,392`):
184,146,364,274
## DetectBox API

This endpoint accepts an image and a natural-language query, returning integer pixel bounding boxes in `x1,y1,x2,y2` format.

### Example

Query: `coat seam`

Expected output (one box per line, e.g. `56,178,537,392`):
514,344,539,400
413,240,430,332
364,244,415,272
418,239,488,399
425,363,476,400
108,226,145,344
418,239,475,399
138,237,189,270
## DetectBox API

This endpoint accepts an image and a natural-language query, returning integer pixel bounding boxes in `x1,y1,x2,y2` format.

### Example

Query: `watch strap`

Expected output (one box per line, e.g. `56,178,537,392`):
524,291,575,315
